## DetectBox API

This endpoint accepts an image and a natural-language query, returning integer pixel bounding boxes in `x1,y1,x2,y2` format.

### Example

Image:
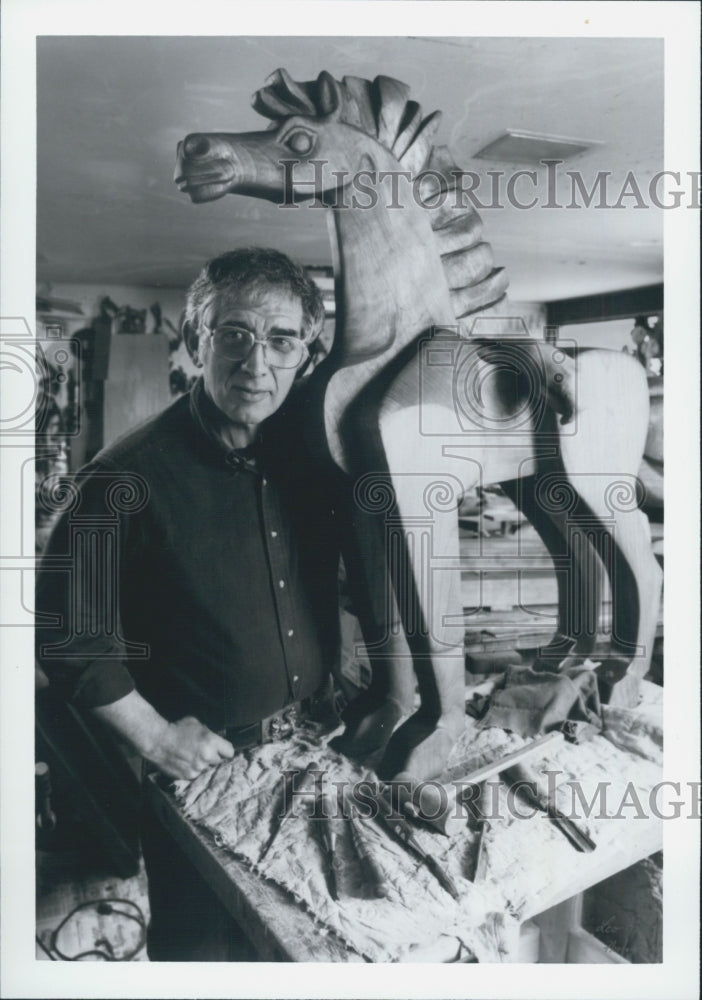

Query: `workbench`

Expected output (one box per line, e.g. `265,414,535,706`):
144,688,663,963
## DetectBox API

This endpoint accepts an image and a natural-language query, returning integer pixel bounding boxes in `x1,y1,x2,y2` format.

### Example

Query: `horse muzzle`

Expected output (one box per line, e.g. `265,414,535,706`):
174,133,239,202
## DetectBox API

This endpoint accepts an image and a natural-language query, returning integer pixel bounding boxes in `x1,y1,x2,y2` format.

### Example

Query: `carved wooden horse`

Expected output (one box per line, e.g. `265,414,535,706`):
174,69,662,781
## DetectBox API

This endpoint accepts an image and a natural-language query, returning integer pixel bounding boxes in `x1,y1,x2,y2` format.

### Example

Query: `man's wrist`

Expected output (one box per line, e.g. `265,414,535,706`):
92,690,170,761
133,714,171,763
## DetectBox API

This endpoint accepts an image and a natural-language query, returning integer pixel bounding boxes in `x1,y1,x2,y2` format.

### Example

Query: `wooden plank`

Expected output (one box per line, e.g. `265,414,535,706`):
441,732,564,787
522,820,662,922
463,600,663,652
462,572,559,610
460,531,552,567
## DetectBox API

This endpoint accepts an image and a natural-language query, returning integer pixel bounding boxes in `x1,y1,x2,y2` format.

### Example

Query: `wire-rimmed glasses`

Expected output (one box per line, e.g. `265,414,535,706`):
203,325,309,369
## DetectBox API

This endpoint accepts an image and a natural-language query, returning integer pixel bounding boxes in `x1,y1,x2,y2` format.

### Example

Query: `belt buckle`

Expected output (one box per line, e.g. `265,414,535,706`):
267,705,298,742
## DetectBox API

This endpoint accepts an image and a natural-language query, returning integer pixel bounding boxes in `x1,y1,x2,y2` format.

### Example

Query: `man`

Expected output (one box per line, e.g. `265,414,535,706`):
36,247,343,959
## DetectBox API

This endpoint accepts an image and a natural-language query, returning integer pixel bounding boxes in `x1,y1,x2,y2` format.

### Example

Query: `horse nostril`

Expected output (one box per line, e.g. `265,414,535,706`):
184,134,210,158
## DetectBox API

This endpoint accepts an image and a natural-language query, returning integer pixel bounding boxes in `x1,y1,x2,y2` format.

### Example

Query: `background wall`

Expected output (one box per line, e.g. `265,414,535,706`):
37,282,187,337
558,318,636,351
471,298,547,339
36,282,187,475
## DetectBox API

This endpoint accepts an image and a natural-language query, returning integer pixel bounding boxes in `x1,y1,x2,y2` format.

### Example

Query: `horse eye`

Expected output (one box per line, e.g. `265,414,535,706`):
285,130,314,154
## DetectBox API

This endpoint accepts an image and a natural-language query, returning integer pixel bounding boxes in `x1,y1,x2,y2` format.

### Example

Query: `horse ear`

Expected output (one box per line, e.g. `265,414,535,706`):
316,71,342,119
268,68,317,115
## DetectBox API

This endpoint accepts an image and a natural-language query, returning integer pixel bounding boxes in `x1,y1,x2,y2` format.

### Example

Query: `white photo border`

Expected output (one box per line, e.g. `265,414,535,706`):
1,2,699,998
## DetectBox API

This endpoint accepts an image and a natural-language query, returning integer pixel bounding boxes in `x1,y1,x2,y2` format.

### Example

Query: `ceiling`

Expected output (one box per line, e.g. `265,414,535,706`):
37,35,664,302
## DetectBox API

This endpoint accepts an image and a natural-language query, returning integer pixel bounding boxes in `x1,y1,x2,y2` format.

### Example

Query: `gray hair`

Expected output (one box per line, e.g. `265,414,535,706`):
184,247,325,342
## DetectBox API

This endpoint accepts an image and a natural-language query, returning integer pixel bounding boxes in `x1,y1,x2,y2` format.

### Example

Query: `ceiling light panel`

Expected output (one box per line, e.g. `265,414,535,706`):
473,130,600,164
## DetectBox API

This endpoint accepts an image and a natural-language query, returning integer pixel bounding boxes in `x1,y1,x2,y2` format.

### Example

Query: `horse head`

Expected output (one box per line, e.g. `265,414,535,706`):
174,69,432,205
174,68,508,337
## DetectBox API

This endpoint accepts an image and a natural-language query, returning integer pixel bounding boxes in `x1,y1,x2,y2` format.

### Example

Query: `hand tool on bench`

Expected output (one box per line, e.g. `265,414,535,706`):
367,782,461,901
347,806,390,898
395,731,565,835
313,788,340,901
501,762,596,853
259,760,320,862
469,818,491,882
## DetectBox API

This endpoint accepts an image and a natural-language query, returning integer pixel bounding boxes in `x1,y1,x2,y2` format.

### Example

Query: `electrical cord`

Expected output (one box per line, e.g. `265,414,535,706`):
46,897,147,961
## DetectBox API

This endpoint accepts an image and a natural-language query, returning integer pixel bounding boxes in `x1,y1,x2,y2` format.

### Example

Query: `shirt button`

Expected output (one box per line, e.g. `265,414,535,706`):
293,675,299,683
271,530,278,538
262,478,267,486
287,629,294,637
279,579,285,588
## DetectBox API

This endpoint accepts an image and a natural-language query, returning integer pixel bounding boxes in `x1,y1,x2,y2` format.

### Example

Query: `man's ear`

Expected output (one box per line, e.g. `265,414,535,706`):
183,321,202,367
294,355,313,380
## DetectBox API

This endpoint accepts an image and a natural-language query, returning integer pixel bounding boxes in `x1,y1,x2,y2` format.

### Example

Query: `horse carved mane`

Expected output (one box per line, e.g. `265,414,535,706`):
252,69,508,323
253,69,442,173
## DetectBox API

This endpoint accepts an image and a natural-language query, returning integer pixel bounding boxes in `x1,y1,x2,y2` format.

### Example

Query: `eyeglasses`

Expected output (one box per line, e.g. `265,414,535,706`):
204,325,309,369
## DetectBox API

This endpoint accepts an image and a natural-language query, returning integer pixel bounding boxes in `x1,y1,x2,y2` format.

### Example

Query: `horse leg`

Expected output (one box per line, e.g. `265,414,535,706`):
500,472,608,668
303,365,417,760
557,351,662,706
329,474,416,758
371,397,472,782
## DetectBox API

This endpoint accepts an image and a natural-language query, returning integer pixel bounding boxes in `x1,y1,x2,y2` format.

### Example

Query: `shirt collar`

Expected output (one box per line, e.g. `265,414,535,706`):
189,377,261,471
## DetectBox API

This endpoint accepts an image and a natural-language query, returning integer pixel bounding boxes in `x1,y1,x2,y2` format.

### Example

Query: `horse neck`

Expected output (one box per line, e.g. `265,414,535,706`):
328,152,455,363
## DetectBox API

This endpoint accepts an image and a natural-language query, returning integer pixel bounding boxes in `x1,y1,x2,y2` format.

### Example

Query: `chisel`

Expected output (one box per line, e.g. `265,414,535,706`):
347,807,390,898
502,763,596,853
368,782,461,901
470,818,490,882
259,760,320,862
314,788,340,901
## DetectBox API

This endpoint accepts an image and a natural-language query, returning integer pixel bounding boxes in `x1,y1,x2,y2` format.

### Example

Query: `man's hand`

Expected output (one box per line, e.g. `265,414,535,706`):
147,716,235,780
92,690,234,780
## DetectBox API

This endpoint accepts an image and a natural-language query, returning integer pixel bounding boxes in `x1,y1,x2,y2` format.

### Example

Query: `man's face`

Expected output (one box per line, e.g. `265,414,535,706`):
197,285,305,442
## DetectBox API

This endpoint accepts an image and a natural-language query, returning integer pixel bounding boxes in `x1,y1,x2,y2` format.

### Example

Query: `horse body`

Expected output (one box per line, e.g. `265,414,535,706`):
175,69,661,780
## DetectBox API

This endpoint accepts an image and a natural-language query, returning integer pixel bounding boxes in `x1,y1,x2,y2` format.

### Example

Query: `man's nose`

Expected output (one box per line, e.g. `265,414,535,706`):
240,340,270,375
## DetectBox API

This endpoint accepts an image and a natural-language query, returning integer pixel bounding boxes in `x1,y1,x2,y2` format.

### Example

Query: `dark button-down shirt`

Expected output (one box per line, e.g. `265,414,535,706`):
35,379,340,731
